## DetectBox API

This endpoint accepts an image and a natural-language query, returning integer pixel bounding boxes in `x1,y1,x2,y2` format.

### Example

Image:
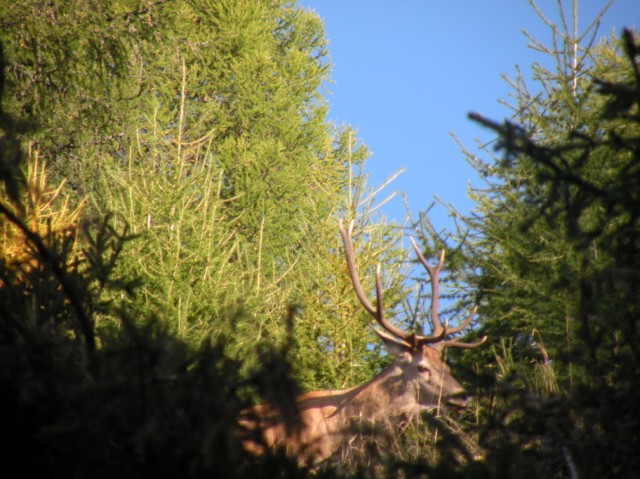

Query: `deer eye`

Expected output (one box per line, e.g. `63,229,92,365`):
417,364,430,374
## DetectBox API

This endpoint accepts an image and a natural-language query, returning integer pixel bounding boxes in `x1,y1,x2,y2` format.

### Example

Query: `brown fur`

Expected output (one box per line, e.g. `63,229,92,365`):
241,337,468,466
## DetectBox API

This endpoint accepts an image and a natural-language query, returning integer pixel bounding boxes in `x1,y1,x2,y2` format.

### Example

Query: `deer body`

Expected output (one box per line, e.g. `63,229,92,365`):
241,221,486,466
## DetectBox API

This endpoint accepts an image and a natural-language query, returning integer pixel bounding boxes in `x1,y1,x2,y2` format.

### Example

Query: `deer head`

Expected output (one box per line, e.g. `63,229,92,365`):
339,220,486,413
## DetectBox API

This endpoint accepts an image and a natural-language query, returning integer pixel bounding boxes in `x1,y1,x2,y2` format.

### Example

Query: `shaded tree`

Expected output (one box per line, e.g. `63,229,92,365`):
447,1,640,474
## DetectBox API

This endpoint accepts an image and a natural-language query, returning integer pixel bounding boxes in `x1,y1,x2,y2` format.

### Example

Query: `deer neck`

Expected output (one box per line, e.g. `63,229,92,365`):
339,364,418,423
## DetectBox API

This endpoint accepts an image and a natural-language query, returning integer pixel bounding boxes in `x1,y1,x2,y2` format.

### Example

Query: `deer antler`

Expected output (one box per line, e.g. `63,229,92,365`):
339,219,486,350
409,237,487,349
339,220,447,349
339,220,412,344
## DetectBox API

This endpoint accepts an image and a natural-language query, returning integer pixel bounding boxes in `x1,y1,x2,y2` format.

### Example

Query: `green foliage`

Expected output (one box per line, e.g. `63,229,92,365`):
18,0,640,477
450,9,640,477
0,0,159,188
467,28,640,381
0,1,443,472
1,0,410,395
131,0,335,260
1,79,307,479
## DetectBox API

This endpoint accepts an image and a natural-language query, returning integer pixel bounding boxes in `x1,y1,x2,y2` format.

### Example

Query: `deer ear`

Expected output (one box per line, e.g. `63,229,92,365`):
372,328,412,357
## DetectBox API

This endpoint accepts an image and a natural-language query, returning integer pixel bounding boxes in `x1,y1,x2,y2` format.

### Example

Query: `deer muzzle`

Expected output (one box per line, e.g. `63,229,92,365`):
446,392,471,410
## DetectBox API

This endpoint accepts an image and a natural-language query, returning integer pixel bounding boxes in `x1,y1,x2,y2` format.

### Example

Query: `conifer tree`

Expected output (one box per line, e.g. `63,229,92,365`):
447,1,639,475
0,0,161,188
1,0,406,391
460,2,631,383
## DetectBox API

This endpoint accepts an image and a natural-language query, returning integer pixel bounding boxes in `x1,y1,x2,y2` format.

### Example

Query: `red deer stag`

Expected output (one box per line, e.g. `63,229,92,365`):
241,220,486,466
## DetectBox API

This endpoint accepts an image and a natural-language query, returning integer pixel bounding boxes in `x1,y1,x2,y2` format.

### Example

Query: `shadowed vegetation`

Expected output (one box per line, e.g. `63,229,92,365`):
1,0,639,477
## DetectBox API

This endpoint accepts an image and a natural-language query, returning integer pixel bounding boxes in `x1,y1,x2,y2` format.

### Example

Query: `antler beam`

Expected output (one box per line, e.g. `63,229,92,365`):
339,220,418,345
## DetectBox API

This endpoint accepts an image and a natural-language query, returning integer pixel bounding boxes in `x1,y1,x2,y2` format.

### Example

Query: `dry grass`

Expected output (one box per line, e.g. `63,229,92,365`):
1,145,84,276
318,410,481,477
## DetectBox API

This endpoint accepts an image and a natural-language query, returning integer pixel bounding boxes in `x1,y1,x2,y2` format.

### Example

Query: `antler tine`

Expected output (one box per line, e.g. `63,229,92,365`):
440,305,488,349
409,238,448,345
339,220,413,345
446,305,477,335
441,335,488,349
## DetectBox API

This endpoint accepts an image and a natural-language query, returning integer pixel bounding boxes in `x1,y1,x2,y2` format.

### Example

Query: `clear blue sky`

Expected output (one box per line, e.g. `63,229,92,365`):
298,0,639,231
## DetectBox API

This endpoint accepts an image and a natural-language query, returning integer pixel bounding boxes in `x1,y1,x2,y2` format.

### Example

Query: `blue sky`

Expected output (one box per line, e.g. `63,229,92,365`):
298,1,639,231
